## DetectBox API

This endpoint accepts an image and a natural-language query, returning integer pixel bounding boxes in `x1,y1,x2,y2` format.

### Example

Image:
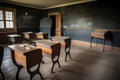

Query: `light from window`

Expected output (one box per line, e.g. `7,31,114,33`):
0,10,4,28
0,21,4,28
0,10,3,20
0,8,16,32
5,11,13,20
6,21,13,28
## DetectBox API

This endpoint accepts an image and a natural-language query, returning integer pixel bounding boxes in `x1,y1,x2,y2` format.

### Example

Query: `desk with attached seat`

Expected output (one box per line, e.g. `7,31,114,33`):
8,44,43,80
7,34,22,44
36,32,48,40
51,36,72,61
23,32,36,44
35,40,61,73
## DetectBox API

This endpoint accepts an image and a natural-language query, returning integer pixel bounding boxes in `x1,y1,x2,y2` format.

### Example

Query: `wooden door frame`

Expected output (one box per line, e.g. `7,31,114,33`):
48,12,61,36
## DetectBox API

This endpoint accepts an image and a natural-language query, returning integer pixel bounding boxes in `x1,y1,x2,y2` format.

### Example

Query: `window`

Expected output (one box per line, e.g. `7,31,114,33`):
0,7,16,32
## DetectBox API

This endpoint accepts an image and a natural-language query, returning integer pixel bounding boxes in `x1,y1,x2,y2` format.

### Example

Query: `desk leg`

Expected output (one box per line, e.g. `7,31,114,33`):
103,40,106,52
51,43,61,73
0,68,4,80
90,37,93,48
65,47,71,62
65,38,72,62
10,49,23,80
16,65,23,80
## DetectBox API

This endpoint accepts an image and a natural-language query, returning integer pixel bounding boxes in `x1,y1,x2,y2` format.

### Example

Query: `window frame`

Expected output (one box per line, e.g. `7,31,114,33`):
0,7,16,32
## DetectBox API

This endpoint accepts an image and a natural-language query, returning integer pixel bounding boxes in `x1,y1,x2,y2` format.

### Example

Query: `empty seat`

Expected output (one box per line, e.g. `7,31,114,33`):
10,49,43,80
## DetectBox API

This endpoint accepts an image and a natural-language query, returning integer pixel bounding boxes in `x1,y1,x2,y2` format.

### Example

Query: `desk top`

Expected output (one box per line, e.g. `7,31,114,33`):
23,32,33,34
36,32,47,35
8,44,38,54
52,36,70,40
91,29,108,39
7,34,21,38
35,40,58,48
51,36,70,42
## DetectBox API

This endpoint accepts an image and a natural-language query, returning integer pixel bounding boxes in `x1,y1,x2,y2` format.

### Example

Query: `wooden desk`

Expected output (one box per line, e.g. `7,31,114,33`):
90,29,113,52
36,32,48,40
51,36,72,61
8,44,43,79
23,32,36,44
35,40,61,73
0,32,16,45
7,34,22,44
23,32,33,39
8,44,38,67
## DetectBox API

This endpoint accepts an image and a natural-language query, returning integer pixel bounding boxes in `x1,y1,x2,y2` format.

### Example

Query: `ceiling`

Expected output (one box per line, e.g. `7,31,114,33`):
1,0,96,10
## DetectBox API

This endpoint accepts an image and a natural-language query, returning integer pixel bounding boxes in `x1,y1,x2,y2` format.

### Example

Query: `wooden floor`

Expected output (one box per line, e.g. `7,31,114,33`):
0,44,120,80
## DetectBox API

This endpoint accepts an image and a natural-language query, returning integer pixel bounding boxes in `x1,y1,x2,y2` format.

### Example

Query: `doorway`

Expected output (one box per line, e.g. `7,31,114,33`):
48,12,61,36
50,15,56,36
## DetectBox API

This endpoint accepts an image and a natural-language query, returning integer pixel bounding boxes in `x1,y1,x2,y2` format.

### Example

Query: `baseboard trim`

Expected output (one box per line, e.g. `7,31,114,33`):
72,40,120,52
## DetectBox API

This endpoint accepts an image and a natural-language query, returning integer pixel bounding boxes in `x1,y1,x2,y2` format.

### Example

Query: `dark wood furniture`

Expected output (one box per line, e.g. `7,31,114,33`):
8,44,43,80
90,29,113,52
35,40,61,73
23,32,36,44
0,45,4,80
51,36,72,61
7,34,23,44
36,32,48,40
0,32,16,45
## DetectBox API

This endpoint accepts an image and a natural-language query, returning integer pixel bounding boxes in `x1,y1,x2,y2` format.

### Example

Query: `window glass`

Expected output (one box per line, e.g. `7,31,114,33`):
6,21,13,28
0,10,3,20
0,8,16,32
0,21,4,28
5,11,13,20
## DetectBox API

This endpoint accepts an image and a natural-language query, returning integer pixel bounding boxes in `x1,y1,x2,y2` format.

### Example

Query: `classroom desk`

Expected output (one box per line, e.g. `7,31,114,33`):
8,44,38,67
23,32,36,44
23,32,33,39
51,36,71,61
7,34,22,44
36,32,48,40
35,40,61,73
8,44,43,79
90,29,113,52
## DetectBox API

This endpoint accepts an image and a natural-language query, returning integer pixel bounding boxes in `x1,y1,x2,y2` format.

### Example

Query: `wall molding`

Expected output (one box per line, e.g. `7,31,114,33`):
72,40,120,52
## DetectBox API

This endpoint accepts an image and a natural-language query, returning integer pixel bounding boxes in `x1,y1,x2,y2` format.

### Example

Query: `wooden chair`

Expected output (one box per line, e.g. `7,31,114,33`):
10,49,43,80
64,38,72,61
0,46,4,80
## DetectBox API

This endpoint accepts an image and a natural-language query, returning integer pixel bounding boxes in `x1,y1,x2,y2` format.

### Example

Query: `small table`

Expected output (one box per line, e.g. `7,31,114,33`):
7,34,22,44
90,29,113,52
51,36,72,61
36,32,48,40
34,40,61,73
